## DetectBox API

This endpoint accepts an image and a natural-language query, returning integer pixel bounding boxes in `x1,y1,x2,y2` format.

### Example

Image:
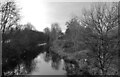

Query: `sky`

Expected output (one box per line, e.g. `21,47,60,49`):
16,0,91,32
1,0,120,32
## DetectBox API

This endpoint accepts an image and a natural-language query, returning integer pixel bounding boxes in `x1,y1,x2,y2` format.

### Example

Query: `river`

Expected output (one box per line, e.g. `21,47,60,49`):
30,52,66,75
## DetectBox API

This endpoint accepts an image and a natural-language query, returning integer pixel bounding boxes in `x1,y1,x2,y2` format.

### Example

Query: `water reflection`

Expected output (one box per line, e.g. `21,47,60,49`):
30,52,66,75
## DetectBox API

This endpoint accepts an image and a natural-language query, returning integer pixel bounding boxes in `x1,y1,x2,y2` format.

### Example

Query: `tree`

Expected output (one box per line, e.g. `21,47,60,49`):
50,23,62,41
44,27,50,35
64,17,88,52
65,17,80,40
0,1,20,34
0,1,21,75
44,23,62,46
80,2,119,75
22,23,36,30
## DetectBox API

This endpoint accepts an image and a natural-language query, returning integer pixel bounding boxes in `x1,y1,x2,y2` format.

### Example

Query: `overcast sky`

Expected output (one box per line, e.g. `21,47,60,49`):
18,1,92,32
1,0,119,31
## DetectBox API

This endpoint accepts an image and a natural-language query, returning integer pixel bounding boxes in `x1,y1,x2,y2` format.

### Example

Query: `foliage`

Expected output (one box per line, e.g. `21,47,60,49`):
1,1,49,76
49,2,119,75
2,29,48,74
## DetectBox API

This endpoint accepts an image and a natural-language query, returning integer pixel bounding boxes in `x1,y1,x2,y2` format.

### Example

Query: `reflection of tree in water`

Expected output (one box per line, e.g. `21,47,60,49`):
43,50,92,75
44,52,52,63
51,60,61,70
44,51,62,70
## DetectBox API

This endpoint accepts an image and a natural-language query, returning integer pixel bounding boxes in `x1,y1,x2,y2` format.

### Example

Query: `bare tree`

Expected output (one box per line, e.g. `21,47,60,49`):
80,2,119,75
0,1,20,34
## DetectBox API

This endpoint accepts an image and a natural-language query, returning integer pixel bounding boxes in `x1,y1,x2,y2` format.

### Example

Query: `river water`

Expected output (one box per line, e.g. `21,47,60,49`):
30,52,66,75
